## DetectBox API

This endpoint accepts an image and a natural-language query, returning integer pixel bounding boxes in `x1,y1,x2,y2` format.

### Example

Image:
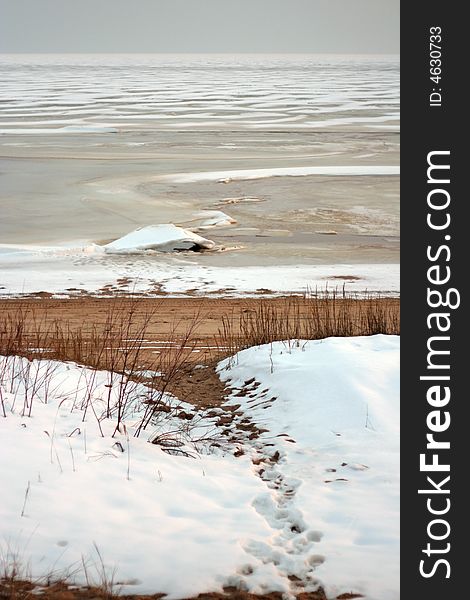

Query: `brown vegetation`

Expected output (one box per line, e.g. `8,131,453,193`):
0,293,399,366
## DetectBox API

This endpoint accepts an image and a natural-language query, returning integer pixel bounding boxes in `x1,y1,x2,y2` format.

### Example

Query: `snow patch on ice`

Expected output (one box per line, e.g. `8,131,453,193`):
103,224,215,253
156,165,400,184
193,210,237,229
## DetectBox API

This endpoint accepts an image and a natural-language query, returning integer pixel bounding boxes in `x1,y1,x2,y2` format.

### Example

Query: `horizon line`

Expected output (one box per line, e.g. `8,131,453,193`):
0,51,399,56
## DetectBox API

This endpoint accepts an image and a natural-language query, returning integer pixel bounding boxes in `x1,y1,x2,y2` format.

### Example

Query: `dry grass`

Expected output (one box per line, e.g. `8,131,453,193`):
0,293,399,367
0,293,399,375
216,290,399,355
0,300,208,445
0,542,126,600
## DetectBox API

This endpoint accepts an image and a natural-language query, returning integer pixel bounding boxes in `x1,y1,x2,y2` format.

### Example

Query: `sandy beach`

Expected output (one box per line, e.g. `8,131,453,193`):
0,294,400,354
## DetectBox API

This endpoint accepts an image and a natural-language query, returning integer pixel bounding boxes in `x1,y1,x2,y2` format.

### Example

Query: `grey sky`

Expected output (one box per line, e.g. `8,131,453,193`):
0,0,399,54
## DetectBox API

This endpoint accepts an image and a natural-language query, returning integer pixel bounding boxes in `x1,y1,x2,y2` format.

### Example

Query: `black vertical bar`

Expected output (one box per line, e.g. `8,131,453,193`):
402,3,466,598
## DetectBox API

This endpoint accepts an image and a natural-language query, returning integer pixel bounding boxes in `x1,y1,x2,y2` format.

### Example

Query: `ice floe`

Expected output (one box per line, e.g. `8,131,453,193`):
103,224,215,254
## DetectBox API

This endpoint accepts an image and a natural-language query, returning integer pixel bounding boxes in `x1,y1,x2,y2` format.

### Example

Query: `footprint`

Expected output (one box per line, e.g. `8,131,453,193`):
306,530,324,542
348,463,370,471
292,536,312,551
243,539,274,562
237,564,255,576
279,477,301,493
260,469,281,482
223,575,249,591
307,554,326,567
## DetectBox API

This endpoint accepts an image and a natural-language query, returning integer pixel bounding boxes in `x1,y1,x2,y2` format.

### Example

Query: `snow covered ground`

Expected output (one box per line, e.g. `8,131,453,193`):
0,243,399,297
0,335,399,599
218,335,400,599
0,357,269,599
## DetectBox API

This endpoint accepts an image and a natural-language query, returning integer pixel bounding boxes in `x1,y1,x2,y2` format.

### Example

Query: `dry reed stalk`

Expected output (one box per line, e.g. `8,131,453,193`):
216,291,399,355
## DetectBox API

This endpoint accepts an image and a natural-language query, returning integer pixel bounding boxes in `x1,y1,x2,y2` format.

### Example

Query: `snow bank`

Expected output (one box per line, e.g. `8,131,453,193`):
218,335,400,600
0,356,272,598
103,224,215,253
0,336,399,598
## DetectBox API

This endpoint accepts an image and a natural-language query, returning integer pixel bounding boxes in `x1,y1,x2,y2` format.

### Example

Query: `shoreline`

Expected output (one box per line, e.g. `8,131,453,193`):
0,256,399,299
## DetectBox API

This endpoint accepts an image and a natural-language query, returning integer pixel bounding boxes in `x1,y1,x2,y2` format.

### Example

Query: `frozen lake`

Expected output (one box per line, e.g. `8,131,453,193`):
0,54,399,294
